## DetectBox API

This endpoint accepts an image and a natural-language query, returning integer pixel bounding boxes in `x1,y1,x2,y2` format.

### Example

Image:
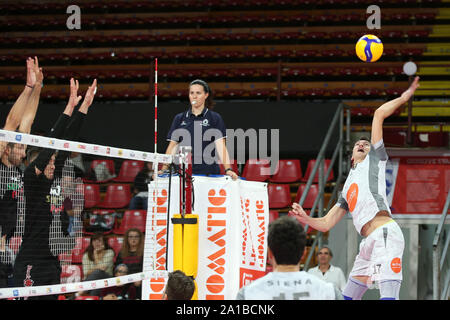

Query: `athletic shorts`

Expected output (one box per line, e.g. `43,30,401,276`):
13,257,61,288
349,220,404,285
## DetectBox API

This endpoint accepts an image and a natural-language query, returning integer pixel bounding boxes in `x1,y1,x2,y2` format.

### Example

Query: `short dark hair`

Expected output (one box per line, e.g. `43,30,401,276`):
165,270,195,300
268,216,306,266
189,79,215,109
354,136,370,145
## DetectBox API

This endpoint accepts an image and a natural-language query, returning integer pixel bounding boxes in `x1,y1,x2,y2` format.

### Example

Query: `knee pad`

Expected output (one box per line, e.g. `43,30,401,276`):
379,280,401,300
342,277,368,300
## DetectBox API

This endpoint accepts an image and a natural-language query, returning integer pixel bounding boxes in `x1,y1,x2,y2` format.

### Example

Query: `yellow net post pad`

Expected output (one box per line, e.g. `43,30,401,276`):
171,214,199,300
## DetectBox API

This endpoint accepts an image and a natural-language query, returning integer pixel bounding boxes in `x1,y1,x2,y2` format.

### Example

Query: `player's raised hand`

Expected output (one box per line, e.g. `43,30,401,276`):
66,78,82,112
401,76,420,102
26,57,36,88
33,56,44,85
80,78,97,110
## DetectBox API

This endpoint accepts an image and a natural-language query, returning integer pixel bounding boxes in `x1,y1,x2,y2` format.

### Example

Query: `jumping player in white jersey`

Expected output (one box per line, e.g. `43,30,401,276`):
236,215,342,300
290,76,420,300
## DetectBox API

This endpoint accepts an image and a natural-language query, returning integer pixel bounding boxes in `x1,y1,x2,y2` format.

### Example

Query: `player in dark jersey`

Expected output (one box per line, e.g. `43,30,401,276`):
0,57,43,239
0,58,43,287
13,79,97,299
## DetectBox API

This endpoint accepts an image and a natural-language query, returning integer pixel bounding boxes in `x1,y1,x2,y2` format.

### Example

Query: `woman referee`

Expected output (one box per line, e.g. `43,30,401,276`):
160,79,238,180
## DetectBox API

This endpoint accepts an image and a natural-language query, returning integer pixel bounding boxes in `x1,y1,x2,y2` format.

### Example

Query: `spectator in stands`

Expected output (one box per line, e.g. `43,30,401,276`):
162,270,195,300
68,152,86,179
13,78,97,299
158,79,238,180
236,216,342,300
307,246,347,292
82,232,115,280
129,162,153,210
115,228,144,298
100,264,137,300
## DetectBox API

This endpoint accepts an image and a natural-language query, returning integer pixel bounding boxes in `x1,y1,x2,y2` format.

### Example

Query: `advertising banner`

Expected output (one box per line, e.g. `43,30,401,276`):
143,175,268,300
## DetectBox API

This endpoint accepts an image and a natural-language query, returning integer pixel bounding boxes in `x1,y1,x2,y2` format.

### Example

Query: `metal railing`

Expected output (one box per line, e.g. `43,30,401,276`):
299,103,351,271
433,190,450,300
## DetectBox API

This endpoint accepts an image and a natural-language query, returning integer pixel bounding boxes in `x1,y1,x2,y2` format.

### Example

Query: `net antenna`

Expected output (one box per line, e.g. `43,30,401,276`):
153,58,158,167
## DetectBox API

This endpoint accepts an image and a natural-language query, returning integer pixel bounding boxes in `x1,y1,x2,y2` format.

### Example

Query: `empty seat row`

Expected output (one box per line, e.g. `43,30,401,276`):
0,47,426,65
0,65,406,83
83,159,144,183
84,183,131,209
0,6,437,26
268,183,322,209
0,28,431,48
242,158,334,183
4,86,418,103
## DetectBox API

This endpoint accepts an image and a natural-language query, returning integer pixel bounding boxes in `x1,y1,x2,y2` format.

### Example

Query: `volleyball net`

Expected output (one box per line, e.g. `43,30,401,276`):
0,128,173,300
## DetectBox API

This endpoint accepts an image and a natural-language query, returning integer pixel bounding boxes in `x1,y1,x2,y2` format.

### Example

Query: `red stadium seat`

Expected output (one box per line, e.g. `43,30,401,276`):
113,160,145,183
71,237,91,264
302,88,326,97
312,68,333,76
414,132,448,148
114,210,147,234
388,12,411,21
381,30,403,39
98,184,132,209
268,184,292,209
244,50,267,59
400,48,424,57
83,184,100,208
304,31,327,40
222,89,245,98
301,159,334,183
270,159,302,183
248,88,276,98
407,30,430,38
415,12,437,21
295,184,319,209
284,67,308,77
331,88,354,97
85,159,116,183
242,159,271,182
321,50,345,58
357,88,381,97
350,107,374,116
60,265,83,283
383,127,407,147
269,210,279,223
107,236,124,259
338,67,362,76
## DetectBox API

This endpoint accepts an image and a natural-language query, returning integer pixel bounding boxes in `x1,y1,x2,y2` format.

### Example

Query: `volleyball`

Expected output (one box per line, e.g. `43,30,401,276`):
355,34,384,62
